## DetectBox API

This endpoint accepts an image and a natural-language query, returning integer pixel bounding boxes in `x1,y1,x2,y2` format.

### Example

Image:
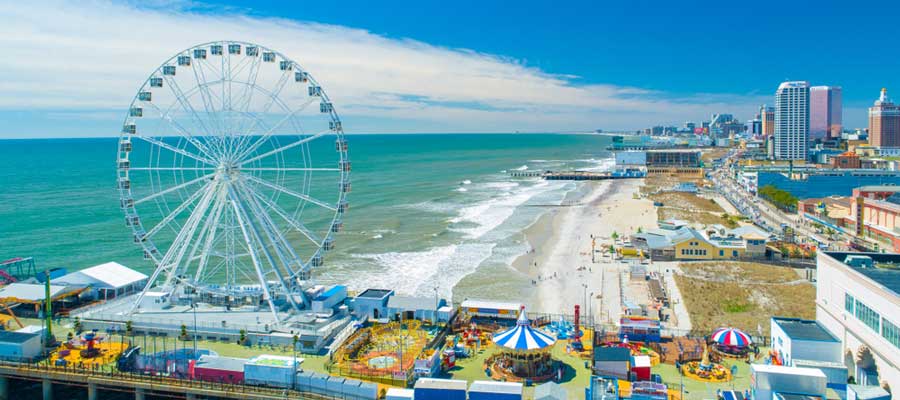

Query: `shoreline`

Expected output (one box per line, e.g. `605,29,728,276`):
513,178,657,316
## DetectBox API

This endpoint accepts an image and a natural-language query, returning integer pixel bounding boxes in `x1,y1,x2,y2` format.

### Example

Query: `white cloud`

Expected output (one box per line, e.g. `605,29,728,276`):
0,0,766,135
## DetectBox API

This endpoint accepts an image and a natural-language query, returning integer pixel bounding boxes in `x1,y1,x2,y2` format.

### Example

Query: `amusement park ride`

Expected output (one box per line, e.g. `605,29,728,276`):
115,41,350,323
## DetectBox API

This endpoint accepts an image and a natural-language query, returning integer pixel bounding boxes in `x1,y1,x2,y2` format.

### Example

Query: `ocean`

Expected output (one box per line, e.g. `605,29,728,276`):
0,134,613,302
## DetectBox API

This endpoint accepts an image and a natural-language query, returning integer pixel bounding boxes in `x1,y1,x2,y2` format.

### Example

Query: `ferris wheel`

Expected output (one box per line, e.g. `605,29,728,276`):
116,41,350,320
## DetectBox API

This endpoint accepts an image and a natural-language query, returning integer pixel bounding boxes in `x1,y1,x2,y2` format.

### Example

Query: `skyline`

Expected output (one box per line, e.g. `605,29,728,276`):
1,1,897,138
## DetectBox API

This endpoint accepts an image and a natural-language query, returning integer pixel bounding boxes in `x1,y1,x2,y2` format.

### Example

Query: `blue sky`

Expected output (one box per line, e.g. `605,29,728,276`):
0,0,895,138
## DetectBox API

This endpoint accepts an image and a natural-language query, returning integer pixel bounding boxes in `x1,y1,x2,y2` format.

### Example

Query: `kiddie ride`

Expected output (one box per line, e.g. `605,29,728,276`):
54,330,127,368
680,346,732,383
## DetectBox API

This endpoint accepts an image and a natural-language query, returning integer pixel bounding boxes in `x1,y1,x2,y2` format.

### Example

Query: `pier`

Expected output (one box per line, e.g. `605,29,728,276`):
510,170,641,180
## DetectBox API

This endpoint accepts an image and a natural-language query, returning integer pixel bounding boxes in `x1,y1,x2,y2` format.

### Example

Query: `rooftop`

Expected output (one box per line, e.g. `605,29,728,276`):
0,330,39,344
825,251,900,297
195,355,247,372
387,295,441,311
773,317,838,342
469,381,523,394
460,299,523,311
52,261,147,289
857,185,900,193
414,378,467,391
593,347,631,362
355,289,393,300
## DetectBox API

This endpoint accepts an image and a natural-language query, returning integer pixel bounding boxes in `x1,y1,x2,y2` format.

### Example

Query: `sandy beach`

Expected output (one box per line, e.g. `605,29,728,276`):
513,179,657,320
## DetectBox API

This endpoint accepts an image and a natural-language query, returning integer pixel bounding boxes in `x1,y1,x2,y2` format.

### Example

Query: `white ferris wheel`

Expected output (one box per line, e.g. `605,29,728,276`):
116,41,350,320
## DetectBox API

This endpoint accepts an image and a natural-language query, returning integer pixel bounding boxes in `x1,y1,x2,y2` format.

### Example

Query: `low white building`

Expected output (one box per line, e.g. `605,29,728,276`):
816,252,900,389
750,364,827,400
0,329,42,361
52,262,148,301
771,317,842,366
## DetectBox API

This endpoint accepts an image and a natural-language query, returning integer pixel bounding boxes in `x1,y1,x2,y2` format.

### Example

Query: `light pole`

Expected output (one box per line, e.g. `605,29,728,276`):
292,334,298,390
191,292,198,355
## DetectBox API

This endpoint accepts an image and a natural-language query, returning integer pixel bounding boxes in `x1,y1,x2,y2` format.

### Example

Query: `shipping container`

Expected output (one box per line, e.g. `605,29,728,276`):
750,364,826,400
386,388,415,400
469,380,523,400
308,372,330,395
192,355,246,384
326,376,347,397
244,355,302,387
414,378,467,400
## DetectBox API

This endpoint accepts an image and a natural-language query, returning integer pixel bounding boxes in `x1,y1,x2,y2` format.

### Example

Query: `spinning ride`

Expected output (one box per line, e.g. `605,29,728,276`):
486,307,558,382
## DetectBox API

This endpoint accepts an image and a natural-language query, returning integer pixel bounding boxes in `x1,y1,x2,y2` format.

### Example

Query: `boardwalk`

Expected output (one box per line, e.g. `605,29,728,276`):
509,170,639,180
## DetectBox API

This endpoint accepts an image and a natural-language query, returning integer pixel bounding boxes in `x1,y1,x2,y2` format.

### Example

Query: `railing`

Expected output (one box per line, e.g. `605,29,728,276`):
0,359,342,400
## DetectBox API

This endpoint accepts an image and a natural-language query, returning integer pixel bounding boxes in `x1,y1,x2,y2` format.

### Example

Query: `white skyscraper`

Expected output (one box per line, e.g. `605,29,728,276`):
775,81,810,160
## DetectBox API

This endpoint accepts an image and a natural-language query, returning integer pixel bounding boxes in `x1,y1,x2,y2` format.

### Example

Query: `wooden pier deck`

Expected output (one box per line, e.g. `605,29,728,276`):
509,170,638,180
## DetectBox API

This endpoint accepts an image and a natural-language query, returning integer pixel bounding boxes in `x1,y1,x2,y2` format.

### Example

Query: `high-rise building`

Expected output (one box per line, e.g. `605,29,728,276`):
774,81,810,160
760,105,775,136
810,86,842,141
868,88,900,147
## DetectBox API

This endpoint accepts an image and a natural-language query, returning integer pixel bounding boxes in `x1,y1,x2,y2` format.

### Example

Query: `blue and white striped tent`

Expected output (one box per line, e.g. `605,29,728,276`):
492,307,556,352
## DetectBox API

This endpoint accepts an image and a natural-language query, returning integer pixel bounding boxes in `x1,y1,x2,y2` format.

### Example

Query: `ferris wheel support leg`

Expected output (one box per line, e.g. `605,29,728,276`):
237,183,304,313
229,188,281,324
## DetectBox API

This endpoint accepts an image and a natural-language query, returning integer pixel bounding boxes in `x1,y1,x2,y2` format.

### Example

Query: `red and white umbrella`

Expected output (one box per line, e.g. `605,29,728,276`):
711,327,752,347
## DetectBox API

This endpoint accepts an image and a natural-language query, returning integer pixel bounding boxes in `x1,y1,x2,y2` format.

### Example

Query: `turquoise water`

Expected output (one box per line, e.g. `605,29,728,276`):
0,134,612,301
759,173,900,199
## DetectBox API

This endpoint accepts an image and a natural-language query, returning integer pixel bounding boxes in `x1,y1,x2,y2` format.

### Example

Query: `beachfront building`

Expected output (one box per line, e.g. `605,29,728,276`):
644,149,703,178
775,81,810,161
869,88,900,148
816,251,900,389
770,317,848,386
351,289,393,320
810,86,843,141
460,299,523,321
629,220,768,261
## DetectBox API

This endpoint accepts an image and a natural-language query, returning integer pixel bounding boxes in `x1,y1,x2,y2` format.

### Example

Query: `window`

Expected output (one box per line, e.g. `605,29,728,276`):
845,293,855,314
883,318,900,350
732,250,738,257
855,300,881,333
719,250,724,256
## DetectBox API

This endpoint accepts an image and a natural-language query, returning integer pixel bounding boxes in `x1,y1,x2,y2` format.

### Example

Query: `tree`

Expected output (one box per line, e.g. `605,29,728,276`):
125,320,133,336
73,317,83,334
612,231,619,240
180,324,188,340
239,329,248,346
637,227,643,233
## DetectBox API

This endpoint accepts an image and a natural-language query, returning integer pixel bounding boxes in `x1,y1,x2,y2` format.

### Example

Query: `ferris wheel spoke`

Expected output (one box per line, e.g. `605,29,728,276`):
136,135,217,166
190,56,225,143
244,174,337,211
189,184,229,284
238,128,330,166
244,182,322,246
227,186,283,321
131,167,215,171
142,100,219,161
133,173,214,205
160,179,220,288
235,97,318,162
143,180,213,239
237,183,304,299
241,167,339,172
163,75,218,144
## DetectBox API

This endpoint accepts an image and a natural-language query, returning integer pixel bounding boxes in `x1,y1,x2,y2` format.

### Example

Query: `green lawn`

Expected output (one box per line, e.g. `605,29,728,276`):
651,350,769,400
441,340,593,400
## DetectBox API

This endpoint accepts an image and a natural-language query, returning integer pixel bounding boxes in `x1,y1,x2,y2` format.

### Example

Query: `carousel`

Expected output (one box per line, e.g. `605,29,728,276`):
710,327,753,358
485,307,559,382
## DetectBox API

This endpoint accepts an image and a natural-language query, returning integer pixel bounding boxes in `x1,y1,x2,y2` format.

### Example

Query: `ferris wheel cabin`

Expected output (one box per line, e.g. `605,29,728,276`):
320,102,333,113
246,46,259,57
129,107,143,117
330,121,342,131
162,65,176,76
193,49,207,59
308,86,322,97
279,61,292,71
177,55,191,66
262,52,276,62
138,91,152,101
228,44,241,55
294,71,308,82
337,200,349,214
335,139,348,152
149,77,163,88
210,44,223,55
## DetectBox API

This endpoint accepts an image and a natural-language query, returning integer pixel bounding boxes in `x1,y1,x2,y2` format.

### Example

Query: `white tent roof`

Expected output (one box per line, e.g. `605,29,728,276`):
0,283,75,302
53,262,147,290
